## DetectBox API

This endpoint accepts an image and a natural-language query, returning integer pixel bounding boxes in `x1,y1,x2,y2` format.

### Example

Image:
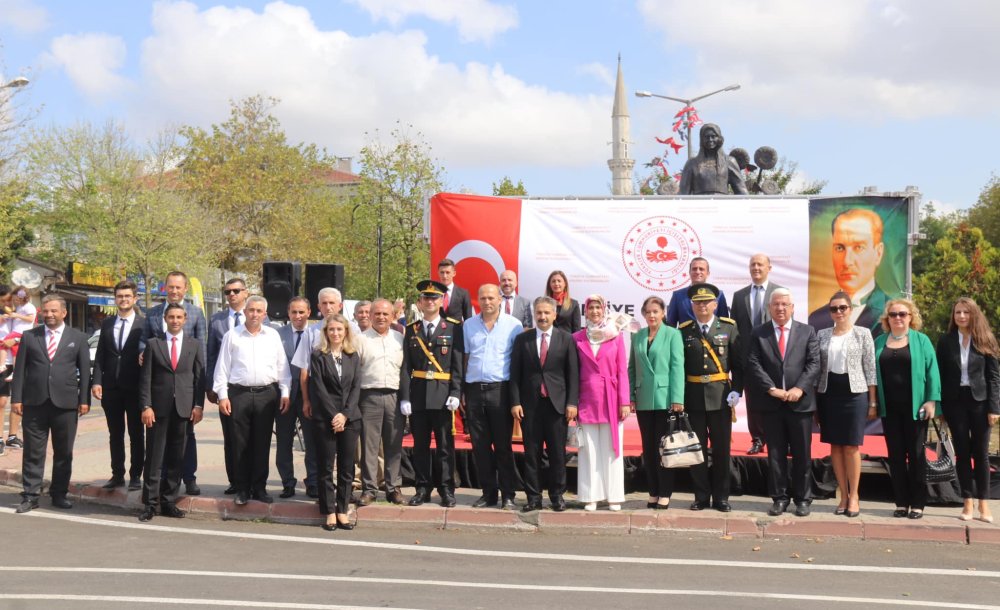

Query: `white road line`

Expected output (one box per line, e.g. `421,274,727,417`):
2,507,998,580
0,595,410,609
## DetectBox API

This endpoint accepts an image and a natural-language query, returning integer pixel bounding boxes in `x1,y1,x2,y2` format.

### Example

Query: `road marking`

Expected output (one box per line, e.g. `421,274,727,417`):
0,595,409,609
0,574,997,609
2,507,998,580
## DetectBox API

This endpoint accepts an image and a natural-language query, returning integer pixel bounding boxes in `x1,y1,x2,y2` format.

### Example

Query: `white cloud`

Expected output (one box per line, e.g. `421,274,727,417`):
131,1,605,169
0,0,49,33
346,0,517,43
45,33,130,101
636,0,1000,120
577,62,614,88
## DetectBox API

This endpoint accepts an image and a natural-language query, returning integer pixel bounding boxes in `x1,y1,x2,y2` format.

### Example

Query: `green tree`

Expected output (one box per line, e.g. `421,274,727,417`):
347,123,444,300
912,202,965,277
492,176,527,196
965,173,1000,247
179,95,335,278
913,224,1000,343
0,63,38,272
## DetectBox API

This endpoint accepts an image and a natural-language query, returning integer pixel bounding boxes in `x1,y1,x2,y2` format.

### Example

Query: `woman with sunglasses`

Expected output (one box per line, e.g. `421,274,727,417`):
874,299,941,519
936,298,999,523
815,292,877,517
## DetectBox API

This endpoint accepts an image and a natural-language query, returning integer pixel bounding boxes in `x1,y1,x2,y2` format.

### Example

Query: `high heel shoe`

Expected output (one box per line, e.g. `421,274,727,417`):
959,512,973,522
321,521,337,531
978,514,994,524
845,509,860,518
833,506,846,516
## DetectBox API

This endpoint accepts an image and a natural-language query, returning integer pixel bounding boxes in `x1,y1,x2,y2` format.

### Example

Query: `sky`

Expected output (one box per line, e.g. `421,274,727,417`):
2,0,999,211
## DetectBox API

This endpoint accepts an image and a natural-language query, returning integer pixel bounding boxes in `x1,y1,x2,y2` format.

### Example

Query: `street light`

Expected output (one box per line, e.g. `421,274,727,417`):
1,76,29,89
635,84,741,159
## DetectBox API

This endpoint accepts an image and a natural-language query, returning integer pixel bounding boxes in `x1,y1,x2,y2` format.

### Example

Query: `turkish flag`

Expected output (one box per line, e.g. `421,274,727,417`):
430,193,522,312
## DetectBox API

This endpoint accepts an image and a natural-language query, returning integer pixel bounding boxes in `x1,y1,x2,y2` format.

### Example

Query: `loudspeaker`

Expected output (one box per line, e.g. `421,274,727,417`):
262,261,301,321
305,263,345,320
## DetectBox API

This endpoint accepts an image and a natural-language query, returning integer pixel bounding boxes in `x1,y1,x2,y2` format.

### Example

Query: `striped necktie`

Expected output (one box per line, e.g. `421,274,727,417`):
47,329,59,361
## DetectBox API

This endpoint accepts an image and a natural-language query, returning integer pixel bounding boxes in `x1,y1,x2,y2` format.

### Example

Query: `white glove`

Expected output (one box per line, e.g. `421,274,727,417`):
400,400,412,416
446,396,460,411
726,391,741,407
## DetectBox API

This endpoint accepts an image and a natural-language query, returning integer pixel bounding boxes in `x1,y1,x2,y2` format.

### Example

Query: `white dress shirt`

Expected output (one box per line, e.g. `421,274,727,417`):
114,311,136,350
959,331,971,387
213,325,292,400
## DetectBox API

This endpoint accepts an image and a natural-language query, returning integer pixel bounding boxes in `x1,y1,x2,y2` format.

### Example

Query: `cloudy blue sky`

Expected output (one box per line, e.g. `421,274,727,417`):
2,0,998,210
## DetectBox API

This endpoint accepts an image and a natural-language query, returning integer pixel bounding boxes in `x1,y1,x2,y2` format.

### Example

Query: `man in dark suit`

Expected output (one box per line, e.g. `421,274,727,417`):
205,277,250,495
437,258,474,321
499,270,533,329
510,296,578,512
275,296,318,498
746,288,821,517
666,257,730,327
12,294,91,513
144,270,207,496
399,280,464,508
137,303,204,522
729,253,783,455
807,208,889,337
92,279,147,491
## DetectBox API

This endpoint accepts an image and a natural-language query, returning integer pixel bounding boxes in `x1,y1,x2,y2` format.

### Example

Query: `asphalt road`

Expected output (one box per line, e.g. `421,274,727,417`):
2,489,999,609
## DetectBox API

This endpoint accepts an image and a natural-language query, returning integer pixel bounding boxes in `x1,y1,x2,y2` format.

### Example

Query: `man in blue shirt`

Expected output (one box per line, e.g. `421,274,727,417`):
463,284,523,510
666,257,729,327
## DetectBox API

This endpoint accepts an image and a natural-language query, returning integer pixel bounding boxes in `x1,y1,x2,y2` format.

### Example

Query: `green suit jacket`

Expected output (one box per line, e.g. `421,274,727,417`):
628,325,685,410
874,329,941,419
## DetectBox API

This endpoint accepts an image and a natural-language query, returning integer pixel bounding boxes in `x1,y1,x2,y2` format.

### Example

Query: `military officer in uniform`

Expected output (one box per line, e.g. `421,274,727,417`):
399,280,464,508
679,283,743,513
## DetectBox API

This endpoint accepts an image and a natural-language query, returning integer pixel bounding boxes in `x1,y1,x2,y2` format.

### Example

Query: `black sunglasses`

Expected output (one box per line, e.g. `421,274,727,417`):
828,304,850,313
223,288,244,295
887,311,910,318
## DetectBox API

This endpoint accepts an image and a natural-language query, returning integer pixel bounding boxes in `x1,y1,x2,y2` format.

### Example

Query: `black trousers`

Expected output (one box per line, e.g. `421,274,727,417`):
943,388,993,500
142,408,189,508
464,382,515,499
21,400,78,500
229,384,278,493
688,408,733,503
181,424,198,483
102,385,145,479
636,410,675,498
409,409,455,495
763,409,813,503
521,396,568,502
219,410,234,485
313,416,360,515
882,409,928,509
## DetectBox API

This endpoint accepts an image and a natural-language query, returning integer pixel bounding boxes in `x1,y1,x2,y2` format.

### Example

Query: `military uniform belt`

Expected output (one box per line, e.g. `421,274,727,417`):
412,370,452,381
686,373,728,383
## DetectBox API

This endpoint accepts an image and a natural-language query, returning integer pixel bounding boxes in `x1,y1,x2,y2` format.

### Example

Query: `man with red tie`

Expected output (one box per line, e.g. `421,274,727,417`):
498,270,533,330
437,259,474,321
11,295,91,513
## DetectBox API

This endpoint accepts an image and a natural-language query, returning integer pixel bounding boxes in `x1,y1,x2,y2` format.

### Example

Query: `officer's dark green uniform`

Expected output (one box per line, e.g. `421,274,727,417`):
679,283,743,511
398,280,464,507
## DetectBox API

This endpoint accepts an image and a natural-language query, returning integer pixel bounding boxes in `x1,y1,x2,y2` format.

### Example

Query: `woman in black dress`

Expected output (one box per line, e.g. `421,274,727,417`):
545,270,581,334
815,292,877,517
307,314,362,531
936,297,999,523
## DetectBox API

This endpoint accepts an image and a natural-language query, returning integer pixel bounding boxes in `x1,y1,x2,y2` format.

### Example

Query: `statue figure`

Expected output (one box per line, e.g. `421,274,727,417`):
678,123,748,195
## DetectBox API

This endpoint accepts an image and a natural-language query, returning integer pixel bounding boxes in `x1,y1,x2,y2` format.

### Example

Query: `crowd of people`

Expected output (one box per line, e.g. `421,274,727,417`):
2,254,997,531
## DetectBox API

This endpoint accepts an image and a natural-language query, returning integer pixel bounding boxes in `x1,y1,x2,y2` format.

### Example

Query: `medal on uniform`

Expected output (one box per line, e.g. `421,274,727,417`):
441,346,449,355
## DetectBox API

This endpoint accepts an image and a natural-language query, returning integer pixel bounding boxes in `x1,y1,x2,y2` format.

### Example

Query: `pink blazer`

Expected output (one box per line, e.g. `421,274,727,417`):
573,331,630,456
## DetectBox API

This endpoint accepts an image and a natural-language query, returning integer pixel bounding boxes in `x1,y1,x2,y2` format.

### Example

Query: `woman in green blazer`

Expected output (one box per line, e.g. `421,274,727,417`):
628,296,685,509
874,298,941,520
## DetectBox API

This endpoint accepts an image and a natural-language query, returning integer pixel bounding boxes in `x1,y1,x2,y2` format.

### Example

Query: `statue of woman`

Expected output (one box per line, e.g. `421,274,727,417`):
678,123,748,195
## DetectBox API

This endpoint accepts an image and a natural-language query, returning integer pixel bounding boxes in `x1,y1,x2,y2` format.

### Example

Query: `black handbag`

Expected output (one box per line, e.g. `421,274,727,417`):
659,413,705,468
925,418,957,484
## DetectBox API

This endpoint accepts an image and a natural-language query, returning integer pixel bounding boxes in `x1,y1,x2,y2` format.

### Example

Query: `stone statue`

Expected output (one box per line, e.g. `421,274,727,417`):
678,123,748,195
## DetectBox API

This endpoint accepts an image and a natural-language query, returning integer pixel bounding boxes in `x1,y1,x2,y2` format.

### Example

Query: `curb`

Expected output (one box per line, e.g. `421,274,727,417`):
3,468,998,544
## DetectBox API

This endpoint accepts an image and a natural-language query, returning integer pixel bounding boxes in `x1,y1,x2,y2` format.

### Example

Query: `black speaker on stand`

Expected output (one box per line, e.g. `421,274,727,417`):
262,261,301,321
304,263,345,320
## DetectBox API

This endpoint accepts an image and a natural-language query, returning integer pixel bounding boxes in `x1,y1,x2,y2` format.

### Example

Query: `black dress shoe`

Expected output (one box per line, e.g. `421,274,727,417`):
747,439,764,455
690,500,709,511
337,520,355,531
655,502,671,510
845,509,860,518
306,487,320,499
386,490,404,505
647,502,658,509
139,506,156,522
280,486,296,499
521,500,543,512
15,499,39,514
321,522,337,531
892,508,908,518
252,491,274,504
128,477,142,491
550,497,567,512
161,504,186,518
908,510,923,520
440,492,457,508
794,501,811,517
713,501,732,513
472,494,499,509
184,481,201,496
501,498,517,511
224,485,238,495
234,491,249,506
51,496,73,510
358,491,376,506
767,500,789,516
102,477,125,490
408,492,431,506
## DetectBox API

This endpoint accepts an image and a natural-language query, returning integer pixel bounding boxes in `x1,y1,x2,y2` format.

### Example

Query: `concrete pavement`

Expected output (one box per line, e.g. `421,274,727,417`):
2,404,999,544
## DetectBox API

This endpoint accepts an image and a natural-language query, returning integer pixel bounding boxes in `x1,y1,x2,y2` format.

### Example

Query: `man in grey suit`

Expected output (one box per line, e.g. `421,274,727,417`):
729,253,783,455
12,295,91,513
143,270,207,496
746,288,821,518
275,296,318,498
138,304,204,522
499,270,533,329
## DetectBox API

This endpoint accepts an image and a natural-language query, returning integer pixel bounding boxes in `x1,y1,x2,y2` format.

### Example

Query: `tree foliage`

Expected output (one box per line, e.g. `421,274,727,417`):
966,173,1000,248
492,176,527,196
0,61,39,273
912,202,965,277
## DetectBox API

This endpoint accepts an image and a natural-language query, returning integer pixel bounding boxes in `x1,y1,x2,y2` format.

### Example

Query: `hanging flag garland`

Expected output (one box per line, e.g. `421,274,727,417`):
647,105,701,181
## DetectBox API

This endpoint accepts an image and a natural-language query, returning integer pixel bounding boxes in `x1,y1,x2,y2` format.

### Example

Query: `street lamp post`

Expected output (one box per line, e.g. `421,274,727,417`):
1,76,29,90
635,84,740,159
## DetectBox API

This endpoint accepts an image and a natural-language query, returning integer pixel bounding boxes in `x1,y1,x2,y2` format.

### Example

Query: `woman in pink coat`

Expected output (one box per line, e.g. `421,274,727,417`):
573,295,631,511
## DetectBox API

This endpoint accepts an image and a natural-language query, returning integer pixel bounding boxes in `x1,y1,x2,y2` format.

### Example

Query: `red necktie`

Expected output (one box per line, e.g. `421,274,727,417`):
442,290,450,314
505,297,511,315
170,336,179,370
539,332,549,397
778,325,786,360
47,330,59,361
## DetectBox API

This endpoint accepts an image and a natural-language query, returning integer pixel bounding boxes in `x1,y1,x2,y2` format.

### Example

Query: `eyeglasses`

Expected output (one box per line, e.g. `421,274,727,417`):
887,311,910,319
828,305,850,313
223,288,244,295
